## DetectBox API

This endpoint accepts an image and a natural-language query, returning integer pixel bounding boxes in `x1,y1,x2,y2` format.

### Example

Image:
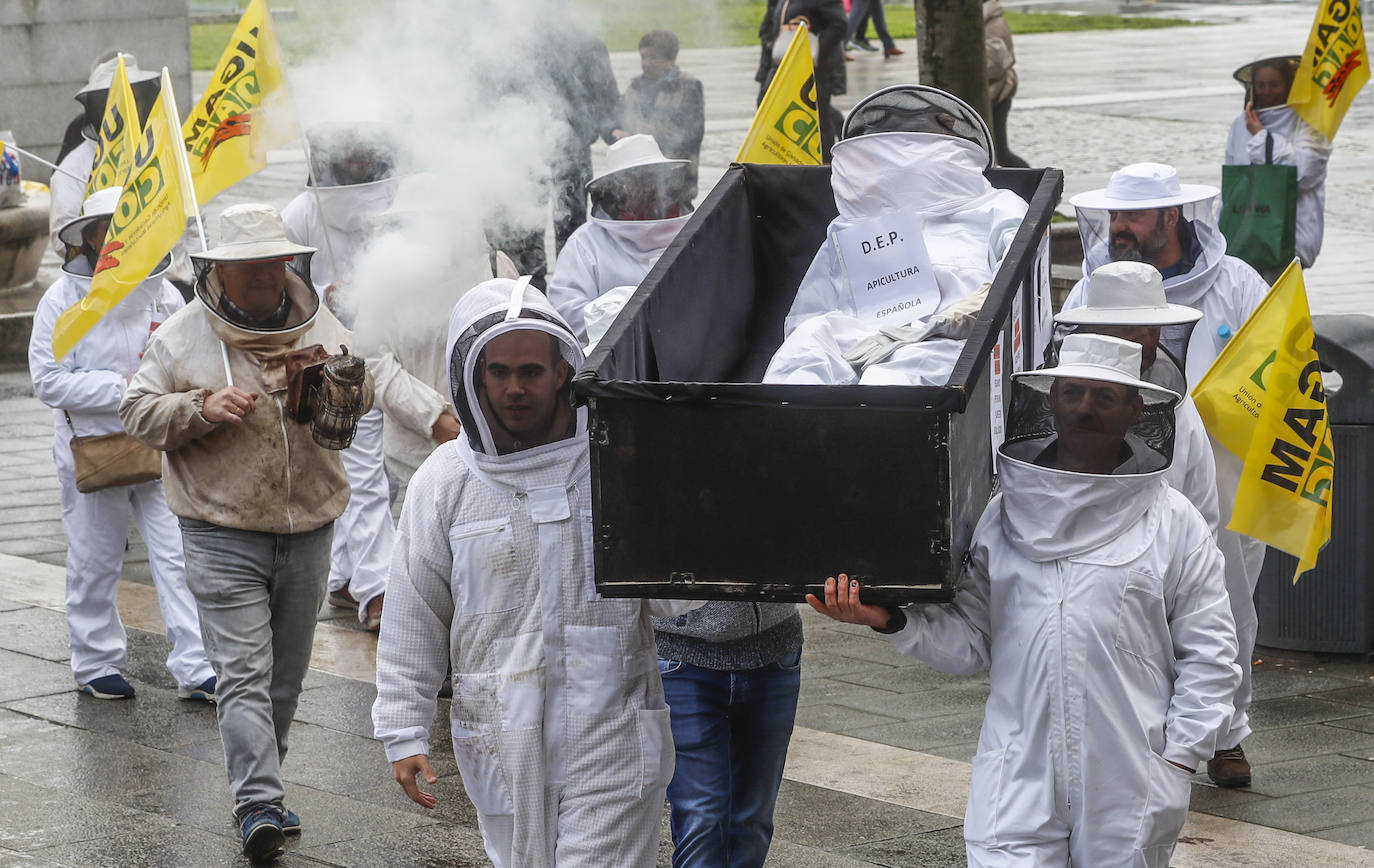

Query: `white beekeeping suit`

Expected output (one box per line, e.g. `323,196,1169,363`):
1065,163,1271,756
547,134,694,342
1224,60,1331,268
879,335,1238,867
764,103,1027,385
281,135,399,625
29,188,212,695
373,278,698,868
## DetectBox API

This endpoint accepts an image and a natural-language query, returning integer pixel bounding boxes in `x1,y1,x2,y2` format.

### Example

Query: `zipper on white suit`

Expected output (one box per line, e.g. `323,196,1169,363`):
1055,560,1073,814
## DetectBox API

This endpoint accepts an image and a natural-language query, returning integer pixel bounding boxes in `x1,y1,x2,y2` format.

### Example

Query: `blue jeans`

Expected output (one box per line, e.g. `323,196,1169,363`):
659,648,802,868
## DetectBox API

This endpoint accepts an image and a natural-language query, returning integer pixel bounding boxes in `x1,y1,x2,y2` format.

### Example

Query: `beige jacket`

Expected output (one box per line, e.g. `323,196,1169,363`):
120,271,372,534
985,0,1018,105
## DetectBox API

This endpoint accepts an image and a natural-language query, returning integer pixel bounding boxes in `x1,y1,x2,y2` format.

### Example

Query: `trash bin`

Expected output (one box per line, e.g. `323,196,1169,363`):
573,162,1063,606
1254,313,1374,657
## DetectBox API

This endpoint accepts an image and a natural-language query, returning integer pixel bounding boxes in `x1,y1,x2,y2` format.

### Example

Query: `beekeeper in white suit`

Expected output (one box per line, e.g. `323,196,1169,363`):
281,124,401,631
765,85,1028,386
547,134,694,342
1063,162,1269,788
1055,261,1220,532
29,187,214,701
373,277,700,867
809,333,1239,867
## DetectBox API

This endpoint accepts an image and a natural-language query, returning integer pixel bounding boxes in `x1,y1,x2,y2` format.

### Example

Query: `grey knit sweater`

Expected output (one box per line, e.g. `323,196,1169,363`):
653,601,803,671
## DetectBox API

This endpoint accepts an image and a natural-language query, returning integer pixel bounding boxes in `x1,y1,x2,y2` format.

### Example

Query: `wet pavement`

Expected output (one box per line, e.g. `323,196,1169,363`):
4,1,1374,864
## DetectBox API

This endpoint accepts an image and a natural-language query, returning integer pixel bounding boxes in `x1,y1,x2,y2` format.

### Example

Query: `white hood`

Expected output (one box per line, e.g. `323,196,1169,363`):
995,446,1170,562
782,132,1028,336
311,177,401,235
59,253,171,320
831,132,996,219
587,209,693,257
444,278,587,469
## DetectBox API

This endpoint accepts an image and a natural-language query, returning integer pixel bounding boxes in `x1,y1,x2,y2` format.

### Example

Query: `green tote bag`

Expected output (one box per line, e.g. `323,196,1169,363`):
1220,133,1298,271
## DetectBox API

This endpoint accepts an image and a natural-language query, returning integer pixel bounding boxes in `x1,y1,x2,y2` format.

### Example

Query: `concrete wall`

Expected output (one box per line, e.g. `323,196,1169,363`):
0,0,191,182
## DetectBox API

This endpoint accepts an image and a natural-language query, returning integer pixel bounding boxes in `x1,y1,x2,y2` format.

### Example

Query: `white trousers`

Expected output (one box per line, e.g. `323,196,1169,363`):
55,434,212,689
328,407,393,619
1212,443,1267,748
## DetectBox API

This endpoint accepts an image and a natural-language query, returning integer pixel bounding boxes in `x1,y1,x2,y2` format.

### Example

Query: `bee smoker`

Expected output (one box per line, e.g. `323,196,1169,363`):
311,345,367,450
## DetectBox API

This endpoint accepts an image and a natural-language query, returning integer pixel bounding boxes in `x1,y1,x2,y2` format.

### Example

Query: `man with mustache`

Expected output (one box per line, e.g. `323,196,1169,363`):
1062,163,1270,789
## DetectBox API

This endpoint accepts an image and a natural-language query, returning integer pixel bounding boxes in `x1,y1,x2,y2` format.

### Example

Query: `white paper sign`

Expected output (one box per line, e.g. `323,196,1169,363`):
836,211,941,329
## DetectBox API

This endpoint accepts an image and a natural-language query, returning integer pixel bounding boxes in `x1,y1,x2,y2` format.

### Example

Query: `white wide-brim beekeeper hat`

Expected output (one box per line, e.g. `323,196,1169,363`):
1069,162,1218,211
586,134,689,195
1013,333,1180,405
1055,261,1202,327
191,203,317,263
57,187,122,249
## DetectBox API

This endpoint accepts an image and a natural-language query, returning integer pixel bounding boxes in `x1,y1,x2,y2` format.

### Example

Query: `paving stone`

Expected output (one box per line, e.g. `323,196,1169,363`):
0,599,26,613
296,820,494,867
0,725,223,802
1309,819,1374,850
798,676,905,710
1186,780,1273,813
795,702,904,733
812,635,920,668
1208,785,1374,834
1249,667,1359,701
0,650,74,703
0,710,63,743
3,686,222,750
0,538,68,559
1244,754,1374,798
848,682,992,722
773,779,961,850
1318,685,1374,710
290,677,380,739
1327,714,1374,735
923,742,981,763
0,608,68,662
0,771,175,853
1246,695,1371,730
26,823,258,868
119,630,188,693
348,780,483,832
847,709,987,753
834,664,986,693
0,522,65,544
0,846,67,866
799,650,904,681
837,825,970,867
764,839,886,867
1239,724,1374,765
269,722,397,797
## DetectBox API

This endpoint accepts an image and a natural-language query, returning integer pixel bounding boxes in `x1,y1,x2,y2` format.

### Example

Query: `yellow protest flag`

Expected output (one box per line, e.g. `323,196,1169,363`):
1289,0,1369,140
736,23,823,165
52,70,197,362
182,0,299,203
1192,262,1334,580
85,56,141,198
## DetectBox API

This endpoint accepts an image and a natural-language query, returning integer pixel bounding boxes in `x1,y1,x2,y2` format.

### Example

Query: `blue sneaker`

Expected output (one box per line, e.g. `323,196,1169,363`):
239,804,285,862
76,674,135,700
281,808,301,835
178,675,217,703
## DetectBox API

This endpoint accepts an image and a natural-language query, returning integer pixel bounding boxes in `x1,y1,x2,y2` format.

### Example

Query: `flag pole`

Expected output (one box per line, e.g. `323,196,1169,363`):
0,141,87,182
160,68,232,385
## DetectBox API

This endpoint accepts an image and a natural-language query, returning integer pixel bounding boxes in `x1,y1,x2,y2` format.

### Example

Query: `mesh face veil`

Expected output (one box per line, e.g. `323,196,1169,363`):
840,85,995,167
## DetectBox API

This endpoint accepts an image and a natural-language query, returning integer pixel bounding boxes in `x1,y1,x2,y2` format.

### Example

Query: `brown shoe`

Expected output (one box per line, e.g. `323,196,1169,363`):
363,594,384,633
1207,746,1251,788
884,46,906,57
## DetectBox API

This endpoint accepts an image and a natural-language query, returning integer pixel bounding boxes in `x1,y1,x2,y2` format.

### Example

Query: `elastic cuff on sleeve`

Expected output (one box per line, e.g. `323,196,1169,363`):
188,389,218,436
1161,743,1201,770
383,738,431,764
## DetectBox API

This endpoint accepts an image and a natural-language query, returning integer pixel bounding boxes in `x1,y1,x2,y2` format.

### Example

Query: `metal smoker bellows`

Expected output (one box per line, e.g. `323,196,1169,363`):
312,345,366,450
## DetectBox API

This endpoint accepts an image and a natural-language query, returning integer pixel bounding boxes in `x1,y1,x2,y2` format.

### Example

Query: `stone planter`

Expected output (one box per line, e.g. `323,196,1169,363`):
0,183,49,291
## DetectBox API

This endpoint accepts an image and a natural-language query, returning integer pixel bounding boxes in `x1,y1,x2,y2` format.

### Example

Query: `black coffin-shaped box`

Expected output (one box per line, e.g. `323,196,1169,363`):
573,163,1064,606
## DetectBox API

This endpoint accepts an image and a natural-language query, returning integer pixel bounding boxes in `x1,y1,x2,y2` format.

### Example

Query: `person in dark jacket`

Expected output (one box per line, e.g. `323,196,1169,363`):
613,30,706,200
756,0,847,161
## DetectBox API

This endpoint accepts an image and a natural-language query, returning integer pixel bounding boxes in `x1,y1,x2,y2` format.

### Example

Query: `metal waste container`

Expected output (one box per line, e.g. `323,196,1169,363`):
1255,313,1374,657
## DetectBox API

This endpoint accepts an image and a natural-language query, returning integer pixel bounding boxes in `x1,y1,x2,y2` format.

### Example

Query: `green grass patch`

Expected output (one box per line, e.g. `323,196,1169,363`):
189,2,1200,69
